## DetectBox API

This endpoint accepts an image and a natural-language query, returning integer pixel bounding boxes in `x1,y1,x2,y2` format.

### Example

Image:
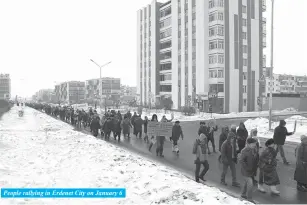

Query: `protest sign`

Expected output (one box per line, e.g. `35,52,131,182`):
147,121,173,136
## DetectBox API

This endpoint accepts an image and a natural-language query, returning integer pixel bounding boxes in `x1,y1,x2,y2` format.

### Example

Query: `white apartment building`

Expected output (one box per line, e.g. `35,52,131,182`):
137,0,266,113
0,74,11,100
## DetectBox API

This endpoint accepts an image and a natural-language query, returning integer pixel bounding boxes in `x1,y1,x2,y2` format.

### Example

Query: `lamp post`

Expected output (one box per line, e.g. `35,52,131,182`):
268,0,274,130
90,59,112,113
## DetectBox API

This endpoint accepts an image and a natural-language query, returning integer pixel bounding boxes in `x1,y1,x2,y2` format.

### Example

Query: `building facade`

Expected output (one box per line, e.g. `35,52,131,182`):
55,81,85,104
121,85,137,96
0,74,11,100
36,89,54,102
85,78,121,102
137,0,266,113
265,73,307,96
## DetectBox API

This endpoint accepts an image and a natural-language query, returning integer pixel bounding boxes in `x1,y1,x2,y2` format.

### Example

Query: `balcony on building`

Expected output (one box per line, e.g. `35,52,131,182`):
160,73,172,85
160,51,172,63
160,62,172,74
262,0,266,12
160,40,172,53
160,4,171,21
160,85,172,95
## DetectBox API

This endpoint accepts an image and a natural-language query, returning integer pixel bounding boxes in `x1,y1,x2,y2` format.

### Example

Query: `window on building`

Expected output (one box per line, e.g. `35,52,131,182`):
243,59,248,66
209,0,214,8
209,55,217,64
218,70,224,78
242,32,247,39
242,5,247,13
160,17,172,28
243,45,248,53
160,28,172,39
243,99,247,106
242,18,247,27
243,72,247,80
243,85,247,93
210,70,218,78
218,54,224,63
218,12,223,20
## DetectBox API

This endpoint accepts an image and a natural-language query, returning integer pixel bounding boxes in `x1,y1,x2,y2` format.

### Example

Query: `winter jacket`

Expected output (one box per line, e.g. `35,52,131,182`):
221,132,237,165
207,125,218,139
240,146,259,177
259,147,280,185
90,119,101,130
171,124,183,141
131,115,137,125
198,126,209,137
121,118,132,134
134,117,144,132
219,127,228,151
248,128,261,151
103,119,113,132
113,118,122,132
273,120,293,145
193,135,208,162
294,137,307,184
143,119,148,133
237,127,248,142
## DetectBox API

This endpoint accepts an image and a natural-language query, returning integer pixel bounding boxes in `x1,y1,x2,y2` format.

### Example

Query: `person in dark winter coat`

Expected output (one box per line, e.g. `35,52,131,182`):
207,122,218,154
90,116,101,137
171,121,184,153
294,135,307,192
134,115,144,138
273,120,294,165
237,122,248,154
198,121,209,136
258,138,280,195
240,138,258,203
220,125,240,187
103,117,113,140
121,115,132,138
131,112,138,136
113,116,122,142
218,126,229,162
143,116,149,142
193,133,209,182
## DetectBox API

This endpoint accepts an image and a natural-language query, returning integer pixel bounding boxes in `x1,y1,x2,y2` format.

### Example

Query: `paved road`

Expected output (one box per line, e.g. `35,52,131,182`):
34,110,307,204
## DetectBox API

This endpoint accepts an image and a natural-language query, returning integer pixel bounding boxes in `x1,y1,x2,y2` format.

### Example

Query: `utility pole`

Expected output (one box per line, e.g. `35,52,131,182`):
90,59,111,113
269,0,274,130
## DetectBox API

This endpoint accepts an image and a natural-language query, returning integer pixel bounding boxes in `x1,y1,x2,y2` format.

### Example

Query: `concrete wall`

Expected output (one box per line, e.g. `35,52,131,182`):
0,100,12,119
262,97,301,111
299,97,307,111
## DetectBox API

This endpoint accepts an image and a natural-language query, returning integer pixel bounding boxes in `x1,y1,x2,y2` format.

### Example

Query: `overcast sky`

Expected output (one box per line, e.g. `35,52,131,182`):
0,0,306,98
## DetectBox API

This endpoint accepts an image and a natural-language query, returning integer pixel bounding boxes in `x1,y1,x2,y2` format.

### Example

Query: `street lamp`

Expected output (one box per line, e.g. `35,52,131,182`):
268,0,274,130
90,59,112,113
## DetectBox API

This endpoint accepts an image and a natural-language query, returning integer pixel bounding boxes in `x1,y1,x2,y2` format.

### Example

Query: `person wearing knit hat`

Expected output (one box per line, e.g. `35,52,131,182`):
294,135,307,192
273,119,294,165
193,133,209,182
258,138,280,195
239,137,258,203
220,124,240,187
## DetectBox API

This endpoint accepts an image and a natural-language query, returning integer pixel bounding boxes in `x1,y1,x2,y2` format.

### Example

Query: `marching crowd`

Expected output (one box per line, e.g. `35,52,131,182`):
24,102,307,203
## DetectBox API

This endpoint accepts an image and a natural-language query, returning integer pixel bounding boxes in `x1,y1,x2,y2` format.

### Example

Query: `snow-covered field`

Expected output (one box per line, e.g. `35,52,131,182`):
0,106,251,205
243,115,307,143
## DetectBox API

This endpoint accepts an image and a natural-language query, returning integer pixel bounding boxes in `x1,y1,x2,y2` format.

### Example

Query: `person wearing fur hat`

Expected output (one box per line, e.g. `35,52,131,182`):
273,120,294,165
218,126,229,163
248,128,261,185
193,133,209,182
171,121,184,154
220,125,240,187
294,135,307,192
258,138,280,195
240,137,258,203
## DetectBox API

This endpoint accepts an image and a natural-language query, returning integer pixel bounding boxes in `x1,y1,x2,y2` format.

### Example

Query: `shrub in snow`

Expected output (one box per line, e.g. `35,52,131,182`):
181,106,196,116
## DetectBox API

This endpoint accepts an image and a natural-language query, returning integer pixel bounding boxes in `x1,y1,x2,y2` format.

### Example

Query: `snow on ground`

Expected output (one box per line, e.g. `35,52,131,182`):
0,106,251,205
243,115,307,143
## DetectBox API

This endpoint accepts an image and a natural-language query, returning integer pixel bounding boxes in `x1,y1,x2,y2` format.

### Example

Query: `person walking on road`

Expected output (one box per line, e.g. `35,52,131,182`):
240,138,258,203
207,121,218,154
218,126,229,163
258,138,280,195
148,114,158,152
237,122,248,154
198,121,209,138
143,116,149,143
273,120,294,165
131,112,138,136
121,115,132,138
155,115,173,157
171,121,184,154
134,115,144,139
220,125,240,187
193,133,209,182
294,135,307,192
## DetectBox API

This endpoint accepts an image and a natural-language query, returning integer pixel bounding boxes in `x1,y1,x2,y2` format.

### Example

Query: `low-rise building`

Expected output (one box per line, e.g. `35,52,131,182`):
55,81,85,104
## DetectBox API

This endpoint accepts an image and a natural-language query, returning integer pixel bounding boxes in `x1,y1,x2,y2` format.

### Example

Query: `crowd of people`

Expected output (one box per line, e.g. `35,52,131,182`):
24,102,307,203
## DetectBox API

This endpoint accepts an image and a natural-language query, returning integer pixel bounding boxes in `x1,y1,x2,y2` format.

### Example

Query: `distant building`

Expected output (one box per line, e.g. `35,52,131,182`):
265,73,307,96
0,74,11,100
85,77,121,102
121,85,137,96
36,89,54,102
55,81,85,104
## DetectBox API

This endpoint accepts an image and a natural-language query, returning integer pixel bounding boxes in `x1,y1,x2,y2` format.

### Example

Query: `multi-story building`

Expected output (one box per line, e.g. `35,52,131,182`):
36,89,54,102
121,85,137,96
265,73,307,95
55,81,85,104
0,74,11,100
85,77,121,102
137,0,266,113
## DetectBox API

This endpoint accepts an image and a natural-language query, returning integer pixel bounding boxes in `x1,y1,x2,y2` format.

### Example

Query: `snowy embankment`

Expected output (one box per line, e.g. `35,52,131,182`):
243,115,307,143
0,106,251,205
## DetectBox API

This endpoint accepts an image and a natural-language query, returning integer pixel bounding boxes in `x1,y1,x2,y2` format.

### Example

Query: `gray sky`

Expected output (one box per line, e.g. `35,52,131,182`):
0,0,306,97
